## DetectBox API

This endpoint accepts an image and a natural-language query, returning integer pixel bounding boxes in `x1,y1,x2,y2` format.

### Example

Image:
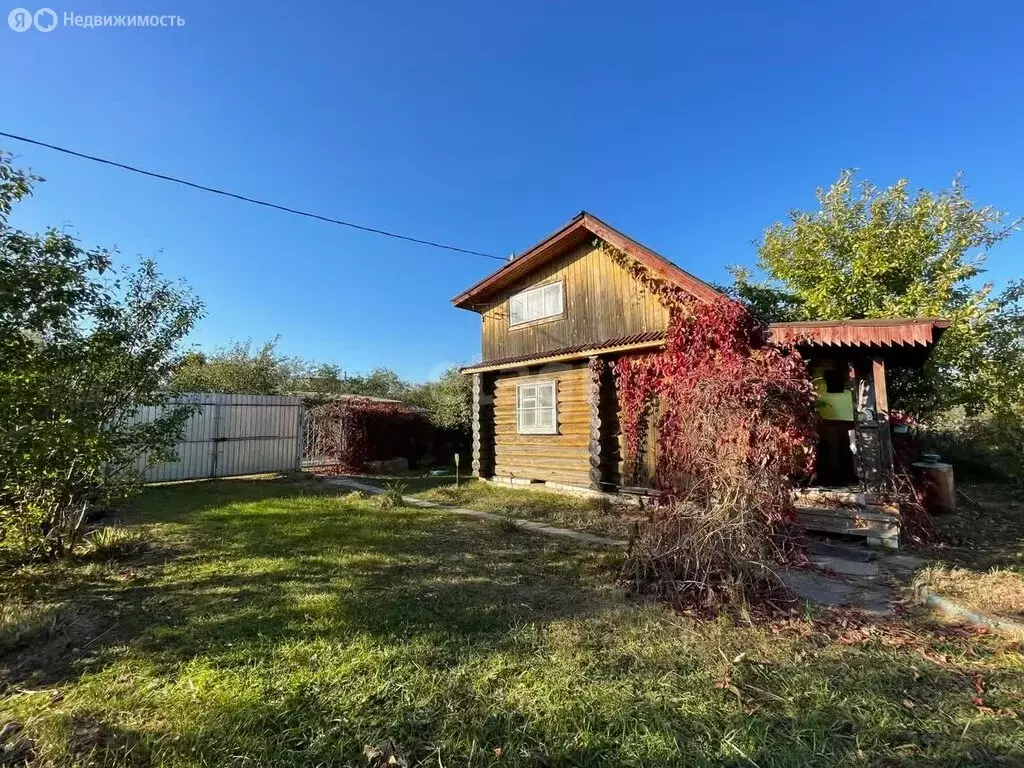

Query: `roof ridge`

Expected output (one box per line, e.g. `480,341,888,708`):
451,212,722,309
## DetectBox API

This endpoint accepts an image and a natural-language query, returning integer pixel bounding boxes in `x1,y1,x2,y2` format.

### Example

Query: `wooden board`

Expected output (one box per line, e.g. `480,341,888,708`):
479,239,670,362
796,506,899,548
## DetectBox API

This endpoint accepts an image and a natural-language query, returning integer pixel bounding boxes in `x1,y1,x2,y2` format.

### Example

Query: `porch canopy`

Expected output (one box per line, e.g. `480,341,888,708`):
770,317,949,488
769,317,950,367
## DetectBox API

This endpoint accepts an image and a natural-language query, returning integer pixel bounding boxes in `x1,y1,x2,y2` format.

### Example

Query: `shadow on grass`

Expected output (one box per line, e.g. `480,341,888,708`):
923,483,1024,572
1,479,612,690
349,472,467,494
3,479,1023,767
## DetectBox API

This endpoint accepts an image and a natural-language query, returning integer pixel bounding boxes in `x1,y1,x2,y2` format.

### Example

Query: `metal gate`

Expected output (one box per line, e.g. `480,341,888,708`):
301,405,344,469
128,392,304,482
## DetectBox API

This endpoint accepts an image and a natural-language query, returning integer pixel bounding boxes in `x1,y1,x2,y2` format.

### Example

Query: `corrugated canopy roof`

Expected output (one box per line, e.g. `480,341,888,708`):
769,318,950,348
460,331,665,374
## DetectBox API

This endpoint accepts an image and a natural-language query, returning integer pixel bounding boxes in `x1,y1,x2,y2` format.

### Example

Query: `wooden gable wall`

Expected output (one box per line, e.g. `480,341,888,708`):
479,239,670,362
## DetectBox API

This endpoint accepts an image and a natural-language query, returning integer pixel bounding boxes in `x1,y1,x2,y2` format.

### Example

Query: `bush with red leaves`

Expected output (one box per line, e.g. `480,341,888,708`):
310,397,425,471
616,296,818,609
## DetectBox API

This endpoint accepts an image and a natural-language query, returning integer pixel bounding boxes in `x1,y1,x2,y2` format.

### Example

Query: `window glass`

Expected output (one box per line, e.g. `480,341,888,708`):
508,282,564,326
543,283,562,316
509,297,525,325
539,386,553,407
517,380,557,434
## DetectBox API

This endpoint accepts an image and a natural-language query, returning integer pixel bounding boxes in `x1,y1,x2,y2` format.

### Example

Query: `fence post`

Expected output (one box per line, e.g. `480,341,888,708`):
294,403,305,471
210,400,221,478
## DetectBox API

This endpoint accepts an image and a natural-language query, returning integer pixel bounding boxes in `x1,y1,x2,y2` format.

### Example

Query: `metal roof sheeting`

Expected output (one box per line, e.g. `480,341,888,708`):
769,318,950,348
460,331,665,373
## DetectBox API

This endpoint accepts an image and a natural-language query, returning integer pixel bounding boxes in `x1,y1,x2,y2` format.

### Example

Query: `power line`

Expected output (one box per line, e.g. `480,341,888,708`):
0,130,506,261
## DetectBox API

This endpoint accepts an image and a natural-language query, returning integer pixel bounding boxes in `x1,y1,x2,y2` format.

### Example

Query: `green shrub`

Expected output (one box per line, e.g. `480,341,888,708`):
0,153,203,560
376,482,408,511
80,526,149,559
922,407,1024,485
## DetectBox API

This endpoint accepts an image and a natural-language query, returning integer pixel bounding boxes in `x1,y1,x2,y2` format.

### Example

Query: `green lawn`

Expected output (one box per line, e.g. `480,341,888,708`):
363,475,645,539
2,479,1023,767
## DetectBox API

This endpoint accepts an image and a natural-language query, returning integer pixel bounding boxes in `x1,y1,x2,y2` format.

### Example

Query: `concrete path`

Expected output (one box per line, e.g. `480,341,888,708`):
324,477,628,548
918,588,1024,640
780,547,926,616
780,568,894,614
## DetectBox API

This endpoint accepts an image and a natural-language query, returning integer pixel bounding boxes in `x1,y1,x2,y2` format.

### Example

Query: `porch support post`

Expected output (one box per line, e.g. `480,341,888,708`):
871,357,889,417
587,356,605,491
471,372,493,478
871,357,894,476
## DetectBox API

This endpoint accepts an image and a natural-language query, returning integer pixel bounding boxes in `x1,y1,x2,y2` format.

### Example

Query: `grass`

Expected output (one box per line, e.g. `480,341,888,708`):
0,602,63,656
0,478,1022,766
915,565,1024,622
386,476,645,539
910,483,1024,622
80,526,150,560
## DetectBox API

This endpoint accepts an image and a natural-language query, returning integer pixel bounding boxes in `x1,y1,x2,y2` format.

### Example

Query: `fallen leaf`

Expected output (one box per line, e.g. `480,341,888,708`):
973,673,986,696
902,699,916,710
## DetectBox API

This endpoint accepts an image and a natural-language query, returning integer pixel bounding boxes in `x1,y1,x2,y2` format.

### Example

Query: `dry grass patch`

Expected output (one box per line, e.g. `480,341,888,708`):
916,565,1024,621
0,603,63,656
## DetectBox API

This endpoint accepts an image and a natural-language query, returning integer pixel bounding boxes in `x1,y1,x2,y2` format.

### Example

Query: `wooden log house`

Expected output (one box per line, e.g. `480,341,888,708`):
453,212,949,520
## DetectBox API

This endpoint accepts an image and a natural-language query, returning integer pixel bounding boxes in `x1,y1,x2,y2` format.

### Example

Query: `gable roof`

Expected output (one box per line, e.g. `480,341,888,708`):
451,211,723,310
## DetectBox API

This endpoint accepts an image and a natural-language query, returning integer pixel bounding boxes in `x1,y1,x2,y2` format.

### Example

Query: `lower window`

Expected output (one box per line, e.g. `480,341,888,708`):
517,380,557,434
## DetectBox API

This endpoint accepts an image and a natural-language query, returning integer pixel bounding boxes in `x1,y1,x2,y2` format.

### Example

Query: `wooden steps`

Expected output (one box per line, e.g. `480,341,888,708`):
795,503,899,549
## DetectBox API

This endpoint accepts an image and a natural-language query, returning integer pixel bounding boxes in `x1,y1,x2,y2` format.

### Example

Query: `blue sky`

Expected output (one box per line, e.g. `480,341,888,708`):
2,1,1022,381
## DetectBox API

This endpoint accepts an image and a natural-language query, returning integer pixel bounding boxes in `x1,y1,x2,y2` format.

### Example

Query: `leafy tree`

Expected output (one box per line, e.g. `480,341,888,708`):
731,171,1021,417
337,367,413,401
0,152,204,558
407,367,472,431
171,337,303,395
301,362,346,394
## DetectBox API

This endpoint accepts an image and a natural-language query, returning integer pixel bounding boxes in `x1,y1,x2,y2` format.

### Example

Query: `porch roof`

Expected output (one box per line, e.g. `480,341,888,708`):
768,318,950,349
460,331,665,374
460,318,951,375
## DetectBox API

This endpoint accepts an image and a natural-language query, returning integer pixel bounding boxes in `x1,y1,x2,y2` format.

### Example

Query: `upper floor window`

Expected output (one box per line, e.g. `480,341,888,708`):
509,281,564,327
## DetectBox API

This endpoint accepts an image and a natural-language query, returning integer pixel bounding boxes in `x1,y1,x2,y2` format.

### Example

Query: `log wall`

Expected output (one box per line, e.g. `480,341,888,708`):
491,364,592,486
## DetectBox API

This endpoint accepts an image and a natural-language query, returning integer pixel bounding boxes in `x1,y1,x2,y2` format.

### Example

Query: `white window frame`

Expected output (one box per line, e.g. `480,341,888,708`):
508,280,564,327
516,380,557,435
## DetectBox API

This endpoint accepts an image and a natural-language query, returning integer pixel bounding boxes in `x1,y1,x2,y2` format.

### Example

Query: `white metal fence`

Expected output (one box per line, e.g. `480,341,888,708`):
128,392,303,482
